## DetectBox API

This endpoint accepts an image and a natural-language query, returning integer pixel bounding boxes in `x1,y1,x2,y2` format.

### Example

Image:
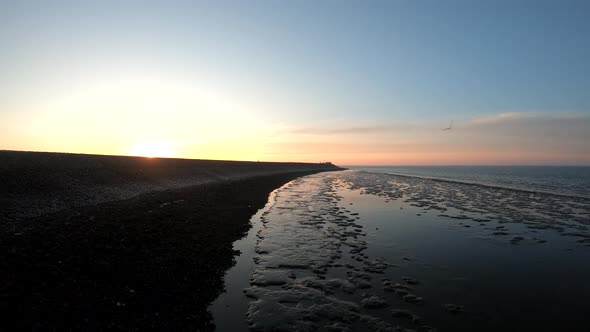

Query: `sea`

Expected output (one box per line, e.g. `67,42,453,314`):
210,166,590,331
350,166,590,198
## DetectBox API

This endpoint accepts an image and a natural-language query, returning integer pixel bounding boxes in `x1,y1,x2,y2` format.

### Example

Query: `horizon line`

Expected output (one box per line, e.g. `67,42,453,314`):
2,149,588,167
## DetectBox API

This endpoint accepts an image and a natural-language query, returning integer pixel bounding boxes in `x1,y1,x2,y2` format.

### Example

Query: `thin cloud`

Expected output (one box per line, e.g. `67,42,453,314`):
289,123,427,136
267,111,590,165
472,112,527,124
471,111,589,125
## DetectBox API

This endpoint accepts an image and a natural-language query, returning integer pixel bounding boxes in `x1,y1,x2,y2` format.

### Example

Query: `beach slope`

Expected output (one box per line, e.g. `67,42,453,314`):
0,151,341,330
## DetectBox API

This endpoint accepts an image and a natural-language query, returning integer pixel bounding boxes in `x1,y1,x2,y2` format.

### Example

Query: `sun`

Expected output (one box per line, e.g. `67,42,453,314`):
126,141,176,158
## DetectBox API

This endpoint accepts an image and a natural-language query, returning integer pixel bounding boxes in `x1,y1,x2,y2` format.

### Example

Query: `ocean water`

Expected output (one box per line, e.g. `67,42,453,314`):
211,170,590,331
349,166,590,198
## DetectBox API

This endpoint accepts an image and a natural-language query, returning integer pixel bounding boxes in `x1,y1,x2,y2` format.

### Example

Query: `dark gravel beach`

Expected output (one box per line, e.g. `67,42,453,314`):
0,151,338,222
1,171,327,331
0,151,340,331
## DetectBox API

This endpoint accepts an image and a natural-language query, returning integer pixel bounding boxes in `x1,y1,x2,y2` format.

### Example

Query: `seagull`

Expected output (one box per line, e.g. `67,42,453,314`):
442,120,453,131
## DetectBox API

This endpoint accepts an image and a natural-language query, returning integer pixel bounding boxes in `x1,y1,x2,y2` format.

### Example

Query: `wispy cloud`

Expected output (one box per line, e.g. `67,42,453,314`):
262,111,590,165
471,111,589,125
464,111,590,140
288,122,428,136
472,112,529,124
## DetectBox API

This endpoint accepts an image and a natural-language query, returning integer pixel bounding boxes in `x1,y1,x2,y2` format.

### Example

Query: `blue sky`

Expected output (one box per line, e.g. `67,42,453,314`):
1,0,589,164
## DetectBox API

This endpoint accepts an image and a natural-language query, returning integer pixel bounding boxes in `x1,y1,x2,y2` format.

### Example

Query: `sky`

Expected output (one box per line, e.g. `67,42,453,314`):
1,0,589,165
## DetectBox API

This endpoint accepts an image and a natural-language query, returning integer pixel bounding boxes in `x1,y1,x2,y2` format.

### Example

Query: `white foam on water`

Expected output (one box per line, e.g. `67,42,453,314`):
216,170,590,331
244,172,399,331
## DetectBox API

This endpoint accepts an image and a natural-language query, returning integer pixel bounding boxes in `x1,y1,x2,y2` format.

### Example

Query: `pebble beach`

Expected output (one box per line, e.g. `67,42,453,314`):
0,151,340,330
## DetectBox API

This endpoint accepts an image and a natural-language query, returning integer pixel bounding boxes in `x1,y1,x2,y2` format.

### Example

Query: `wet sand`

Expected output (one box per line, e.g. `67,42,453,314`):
225,170,590,332
0,151,340,330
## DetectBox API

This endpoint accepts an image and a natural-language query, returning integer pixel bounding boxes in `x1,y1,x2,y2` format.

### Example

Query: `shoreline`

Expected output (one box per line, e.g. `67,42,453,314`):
209,179,284,331
0,151,341,330
230,170,590,331
0,170,329,330
0,150,340,222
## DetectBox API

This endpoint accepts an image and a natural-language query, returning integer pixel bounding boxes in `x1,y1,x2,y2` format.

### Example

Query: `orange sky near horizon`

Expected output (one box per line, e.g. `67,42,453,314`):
3,107,589,166
1,76,589,166
1,2,590,166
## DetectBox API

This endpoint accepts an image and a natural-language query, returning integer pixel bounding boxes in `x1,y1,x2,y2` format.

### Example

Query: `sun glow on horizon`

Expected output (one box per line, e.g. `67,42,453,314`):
126,141,177,158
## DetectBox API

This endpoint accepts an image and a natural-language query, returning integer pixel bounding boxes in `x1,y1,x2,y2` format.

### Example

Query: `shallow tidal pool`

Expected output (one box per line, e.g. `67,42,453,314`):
212,170,590,331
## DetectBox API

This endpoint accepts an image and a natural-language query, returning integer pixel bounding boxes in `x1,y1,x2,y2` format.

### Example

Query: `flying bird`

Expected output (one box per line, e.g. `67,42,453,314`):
442,120,453,131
